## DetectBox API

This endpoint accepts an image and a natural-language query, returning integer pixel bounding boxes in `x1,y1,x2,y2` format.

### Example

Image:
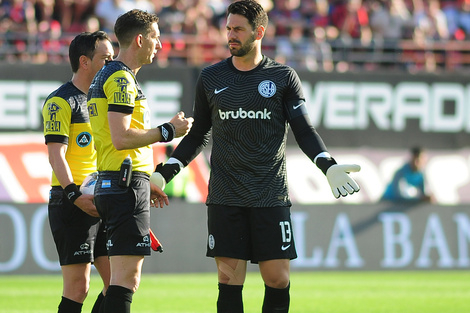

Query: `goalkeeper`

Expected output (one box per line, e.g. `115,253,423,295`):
154,1,360,312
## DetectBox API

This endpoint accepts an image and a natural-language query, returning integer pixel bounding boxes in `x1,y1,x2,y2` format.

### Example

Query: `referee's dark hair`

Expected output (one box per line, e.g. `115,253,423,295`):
69,31,111,73
114,9,159,49
227,0,268,31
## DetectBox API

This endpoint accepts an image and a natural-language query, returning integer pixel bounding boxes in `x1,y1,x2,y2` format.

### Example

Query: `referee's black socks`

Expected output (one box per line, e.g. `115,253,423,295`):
217,283,244,313
262,283,290,313
103,285,133,313
58,296,82,313
91,291,105,313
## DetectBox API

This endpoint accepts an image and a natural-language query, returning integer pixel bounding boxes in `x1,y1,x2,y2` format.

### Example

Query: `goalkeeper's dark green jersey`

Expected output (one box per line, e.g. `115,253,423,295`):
173,56,328,207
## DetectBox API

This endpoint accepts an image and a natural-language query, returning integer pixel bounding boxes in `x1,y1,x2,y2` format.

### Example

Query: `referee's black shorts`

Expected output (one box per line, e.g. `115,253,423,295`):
48,186,107,266
94,171,151,256
206,205,297,263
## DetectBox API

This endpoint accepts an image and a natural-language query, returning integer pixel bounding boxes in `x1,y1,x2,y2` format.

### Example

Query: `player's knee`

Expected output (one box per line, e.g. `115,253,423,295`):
259,259,290,289
264,277,290,289
217,258,247,285
125,276,141,293
65,282,90,302
262,271,290,289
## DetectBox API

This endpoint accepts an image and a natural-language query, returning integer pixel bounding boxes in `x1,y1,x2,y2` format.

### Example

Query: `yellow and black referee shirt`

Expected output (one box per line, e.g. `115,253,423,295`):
42,81,97,186
87,61,153,175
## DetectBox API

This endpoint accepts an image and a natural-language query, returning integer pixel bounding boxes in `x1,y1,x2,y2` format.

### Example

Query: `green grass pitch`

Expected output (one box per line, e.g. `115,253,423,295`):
1,271,469,313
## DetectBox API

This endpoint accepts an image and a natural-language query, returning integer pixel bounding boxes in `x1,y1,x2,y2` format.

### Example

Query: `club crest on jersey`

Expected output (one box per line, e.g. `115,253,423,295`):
258,80,276,98
76,132,92,147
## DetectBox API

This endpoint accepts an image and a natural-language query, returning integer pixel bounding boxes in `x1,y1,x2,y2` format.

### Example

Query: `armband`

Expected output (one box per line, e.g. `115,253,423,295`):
157,122,175,142
64,183,82,204
315,157,337,175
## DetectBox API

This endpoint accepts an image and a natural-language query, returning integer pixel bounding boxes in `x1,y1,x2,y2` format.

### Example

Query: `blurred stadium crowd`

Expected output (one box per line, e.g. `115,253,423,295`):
2,0,470,72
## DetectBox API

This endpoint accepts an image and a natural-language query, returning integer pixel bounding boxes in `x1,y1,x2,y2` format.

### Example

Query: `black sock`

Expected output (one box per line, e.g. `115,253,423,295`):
217,283,244,313
262,283,290,313
58,296,82,313
103,285,133,313
91,291,105,313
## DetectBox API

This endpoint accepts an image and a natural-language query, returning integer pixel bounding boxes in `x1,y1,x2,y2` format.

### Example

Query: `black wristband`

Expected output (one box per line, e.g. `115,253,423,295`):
315,157,337,175
64,183,82,204
157,122,175,142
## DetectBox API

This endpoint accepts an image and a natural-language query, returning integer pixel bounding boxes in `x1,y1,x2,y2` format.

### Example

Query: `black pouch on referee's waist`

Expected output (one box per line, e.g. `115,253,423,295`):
118,155,133,187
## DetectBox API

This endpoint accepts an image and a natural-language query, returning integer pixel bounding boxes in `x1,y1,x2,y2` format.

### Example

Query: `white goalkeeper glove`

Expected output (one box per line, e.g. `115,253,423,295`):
150,171,166,190
315,153,361,199
325,164,361,198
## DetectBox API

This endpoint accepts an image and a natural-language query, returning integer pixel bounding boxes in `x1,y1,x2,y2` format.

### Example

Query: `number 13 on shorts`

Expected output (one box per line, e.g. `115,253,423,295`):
279,221,292,244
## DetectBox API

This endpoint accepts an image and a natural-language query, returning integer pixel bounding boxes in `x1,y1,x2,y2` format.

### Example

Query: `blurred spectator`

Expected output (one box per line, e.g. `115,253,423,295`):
369,0,413,42
275,21,333,72
269,0,303,37
36,19,68,63
2,0,37,62
413,0,449,40
54,0,95,32
381,146,435,203
457,0,470,37
95,0,141,33
406,0,449,72
309,0,331,29
331,0,372,44
441,0,460,37
34,0,55,31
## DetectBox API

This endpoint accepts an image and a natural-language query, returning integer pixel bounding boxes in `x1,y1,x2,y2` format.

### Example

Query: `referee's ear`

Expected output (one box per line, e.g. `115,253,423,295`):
79,55,89,70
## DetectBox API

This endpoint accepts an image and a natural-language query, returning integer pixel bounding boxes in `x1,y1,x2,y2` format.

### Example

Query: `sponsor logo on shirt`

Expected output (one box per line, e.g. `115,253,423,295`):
114,77,131,104
218,108,272,120
45,102,61,132
88,102,98,117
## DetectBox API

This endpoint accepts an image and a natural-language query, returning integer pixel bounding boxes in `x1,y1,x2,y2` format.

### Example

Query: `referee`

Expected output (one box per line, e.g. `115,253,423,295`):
43,31,114,313
153,1,361,312
87,9,193,313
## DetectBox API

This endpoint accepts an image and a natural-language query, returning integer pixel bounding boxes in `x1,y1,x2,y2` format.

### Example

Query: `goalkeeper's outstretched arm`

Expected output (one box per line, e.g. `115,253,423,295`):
289,114,361,198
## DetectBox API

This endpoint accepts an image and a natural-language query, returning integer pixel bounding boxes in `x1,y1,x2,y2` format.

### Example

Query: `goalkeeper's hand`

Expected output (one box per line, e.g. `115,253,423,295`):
151,159,183,190
325,164,361,198
315,156,360,199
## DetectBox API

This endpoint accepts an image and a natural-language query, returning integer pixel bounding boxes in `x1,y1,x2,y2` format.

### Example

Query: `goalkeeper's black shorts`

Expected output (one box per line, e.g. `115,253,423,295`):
48,186,107,266
206,205,297,263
